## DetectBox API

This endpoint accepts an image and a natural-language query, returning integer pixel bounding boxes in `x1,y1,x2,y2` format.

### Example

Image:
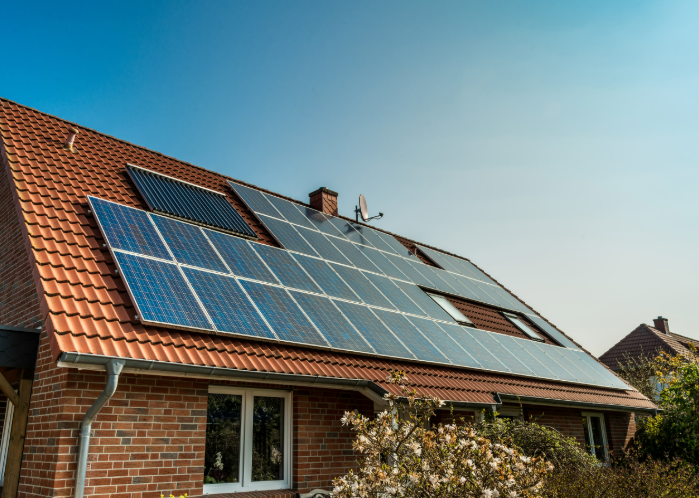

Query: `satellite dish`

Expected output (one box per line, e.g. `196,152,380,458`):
355,194,384,223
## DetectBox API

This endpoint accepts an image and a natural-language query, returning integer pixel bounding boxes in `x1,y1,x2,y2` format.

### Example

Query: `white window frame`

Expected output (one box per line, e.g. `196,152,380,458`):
582,412,608,461
0,396,14,486
204,386,292,494
496,406,523,421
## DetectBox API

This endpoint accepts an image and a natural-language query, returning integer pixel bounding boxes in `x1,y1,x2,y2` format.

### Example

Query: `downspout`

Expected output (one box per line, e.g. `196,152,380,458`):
74,359,125,498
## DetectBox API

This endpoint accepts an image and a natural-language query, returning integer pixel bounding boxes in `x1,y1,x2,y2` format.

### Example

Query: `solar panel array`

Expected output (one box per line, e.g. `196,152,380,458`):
89,194,628,391
127,164,256,238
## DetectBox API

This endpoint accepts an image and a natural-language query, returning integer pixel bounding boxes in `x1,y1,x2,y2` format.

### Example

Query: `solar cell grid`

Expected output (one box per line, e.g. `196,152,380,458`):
418,246,461,274
263,195,317,230
385,255,435,287
259,215,319,256
239,280,328,347
183,268,275,339
441,325,507,372
204,230,279,284
420,265,461,295
457,259,496,285
295,205,346,238
349,224,395,253
494,335,556,379
228,182,282,218
569,349,628,389
361,272,425,316
291,292,374,354
329,264,395,309
327,218,373,247
405,316,479,368
356,246,408,280
292,254,359,301
114,252,211,330
329,237,382,273
151,215,229,273
88,196,171,260
546,347,600,385
373,309,448,364
374,231,416,258
252,244,322,293
391,280,454,321
468,329,536,377
443,274,480,301
293,226,350,265
524,315,580,350
520,341,578,382
333,301,415,359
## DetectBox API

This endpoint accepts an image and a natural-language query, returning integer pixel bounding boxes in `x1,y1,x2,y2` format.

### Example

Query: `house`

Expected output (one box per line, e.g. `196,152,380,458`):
600,317,699,370
0,98,656,498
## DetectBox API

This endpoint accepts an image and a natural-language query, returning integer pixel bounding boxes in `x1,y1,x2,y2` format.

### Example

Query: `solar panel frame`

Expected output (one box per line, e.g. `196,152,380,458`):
328,237,382,273
204,229,279,284
372,309,448,364
440,324,509,372
257,215,320,256
349,223,398,253
263,194,318,231
328,263,395,309
521,340,580,382
493,334,558,380
524,315,581,350
545,347,602,386
151,215,229,273
385,255,435,287
325,218,374,247
294,205,347,238
374,231,416,258
420,265,461,295
292,225,351,265
568,349,629,389
405,316,480,368
361,272,426,316
113,251,213,331
228,181,283,219
183,267,276,339
417,245,462,273
291,254,360,301
87,196,172,260
355,246,409,280
468,329,536,377
391,280,454,321
251,244,323,293
127,165,256,237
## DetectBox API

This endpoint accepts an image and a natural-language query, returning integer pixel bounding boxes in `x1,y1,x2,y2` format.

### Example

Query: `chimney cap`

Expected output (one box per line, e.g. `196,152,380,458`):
309,187,338,197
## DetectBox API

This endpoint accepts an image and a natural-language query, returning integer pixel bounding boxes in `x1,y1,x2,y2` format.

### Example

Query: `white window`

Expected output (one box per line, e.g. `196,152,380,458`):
427,293,473,325
0,397,14,486
582,412,608,461
496,406,523,422
203,386,292,494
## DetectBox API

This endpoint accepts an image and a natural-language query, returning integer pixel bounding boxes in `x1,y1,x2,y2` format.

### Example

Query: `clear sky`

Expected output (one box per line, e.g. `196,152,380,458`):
2,1,697,355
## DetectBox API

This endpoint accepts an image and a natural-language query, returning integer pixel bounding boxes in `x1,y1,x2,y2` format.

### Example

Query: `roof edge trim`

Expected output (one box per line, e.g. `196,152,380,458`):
497,393,659,415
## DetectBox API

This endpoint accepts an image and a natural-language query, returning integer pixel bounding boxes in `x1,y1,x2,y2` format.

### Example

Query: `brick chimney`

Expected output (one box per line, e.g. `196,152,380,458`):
309,187,338,216
653,316,670,335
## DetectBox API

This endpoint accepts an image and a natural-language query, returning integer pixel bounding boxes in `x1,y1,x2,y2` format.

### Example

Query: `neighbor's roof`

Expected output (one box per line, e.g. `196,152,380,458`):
600,323,699,370
0,98,655,410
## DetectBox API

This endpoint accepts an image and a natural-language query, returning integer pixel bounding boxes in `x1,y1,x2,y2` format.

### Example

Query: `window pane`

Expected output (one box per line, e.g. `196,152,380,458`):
252,396,284,482
205,394,242,485
589,416,606,459
582,416,594,456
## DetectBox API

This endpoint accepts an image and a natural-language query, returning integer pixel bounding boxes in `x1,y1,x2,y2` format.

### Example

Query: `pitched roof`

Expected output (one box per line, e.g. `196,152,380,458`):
600,323,699,370
0,98,655,411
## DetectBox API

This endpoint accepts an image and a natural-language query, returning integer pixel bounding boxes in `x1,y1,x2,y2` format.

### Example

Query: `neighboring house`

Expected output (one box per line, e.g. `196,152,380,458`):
0,98,656,498
600,317,699,371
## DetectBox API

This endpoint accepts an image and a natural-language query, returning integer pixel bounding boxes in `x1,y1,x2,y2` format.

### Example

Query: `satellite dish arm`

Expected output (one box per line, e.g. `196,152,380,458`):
355,205,383,223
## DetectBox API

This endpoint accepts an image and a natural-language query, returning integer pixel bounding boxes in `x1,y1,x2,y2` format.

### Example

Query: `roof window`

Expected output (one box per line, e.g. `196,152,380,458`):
127,164,256,238
427,293,474,326
502,312,544,342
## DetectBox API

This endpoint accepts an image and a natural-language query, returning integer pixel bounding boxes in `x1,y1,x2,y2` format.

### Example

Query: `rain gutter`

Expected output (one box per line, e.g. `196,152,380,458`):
496,393,660,416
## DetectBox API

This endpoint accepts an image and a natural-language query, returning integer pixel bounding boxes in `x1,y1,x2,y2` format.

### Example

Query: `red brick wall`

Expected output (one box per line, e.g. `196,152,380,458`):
0,163,42,328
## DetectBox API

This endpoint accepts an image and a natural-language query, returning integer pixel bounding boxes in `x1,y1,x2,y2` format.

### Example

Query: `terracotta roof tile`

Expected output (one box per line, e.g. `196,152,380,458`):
0,97,654,410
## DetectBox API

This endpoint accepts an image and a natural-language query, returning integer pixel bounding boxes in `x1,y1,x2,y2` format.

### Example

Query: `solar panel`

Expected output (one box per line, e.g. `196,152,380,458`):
258,215,319,256
329,264,395,309
524,315,580,350
503,313,544,341
374,231,416,258
361,272,425,316
454,275,499,306
494,334,557,379
426,293,473,325
349,223,397,253
251,244,322,293
292,226,350,265
356,246,408,280
405,316,480,368
295,205,346,238
417,245,462,273
292,254,359,301
239,280,328,347
114,252,211,330
392,281,455,322
568,349,629,389
420,265,461,295
442,274,480,301
151,215,228,273
455,259,496,285
263,195,318,231
205,230,279,284
325,218,373,246
545,347,601,386
490,287,530,314
88,196,171,260
183,267,275,339
228,181,283,218
373,309,448,364
328,237,381,273
467,329,536,377
440,324,507,372
417,245,496,285
127,165,256,237
333,301,415,359
291,292,374,354
385,255,435,287
520,340,579,382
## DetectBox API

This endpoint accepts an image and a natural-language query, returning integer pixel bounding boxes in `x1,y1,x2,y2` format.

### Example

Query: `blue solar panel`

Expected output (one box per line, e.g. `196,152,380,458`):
88,196,171,260
440,325,508,372
183,267,275,339
544,346,600,385
442,274,480,301
114,252,211,330
519,340,579,382
292,254,359,301
385,255,435,287
568,349,629,389
489,287,529,314
355,246,407,280
420,265,461,295
291,292,374,353
361,272,425,316
263,195,317,230
127,166,256,237
239,280,328,347
406,316,480,368
329,264,395,309
329,238,381,273
349,224,397,253
417,245,461,273
251,244,322,293
494,334,559,380
228,181,283,218
524,315,580,349
151,215,228,273
325,218,373,246
258,215,319,256
468,329,536,376
391,280,454,321
374,231,416,258
373,309,448,363
453,275,499,306
205,230,279,284
295,206,346,238
293,226,350,265
333,301,415,359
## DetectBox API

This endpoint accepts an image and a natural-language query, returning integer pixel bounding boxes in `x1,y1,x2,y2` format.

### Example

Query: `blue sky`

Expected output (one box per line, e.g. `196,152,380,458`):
2,1,698,354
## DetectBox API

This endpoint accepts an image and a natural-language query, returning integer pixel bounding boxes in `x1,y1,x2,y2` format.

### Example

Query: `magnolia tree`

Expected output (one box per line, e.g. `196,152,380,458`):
333,371,552,498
